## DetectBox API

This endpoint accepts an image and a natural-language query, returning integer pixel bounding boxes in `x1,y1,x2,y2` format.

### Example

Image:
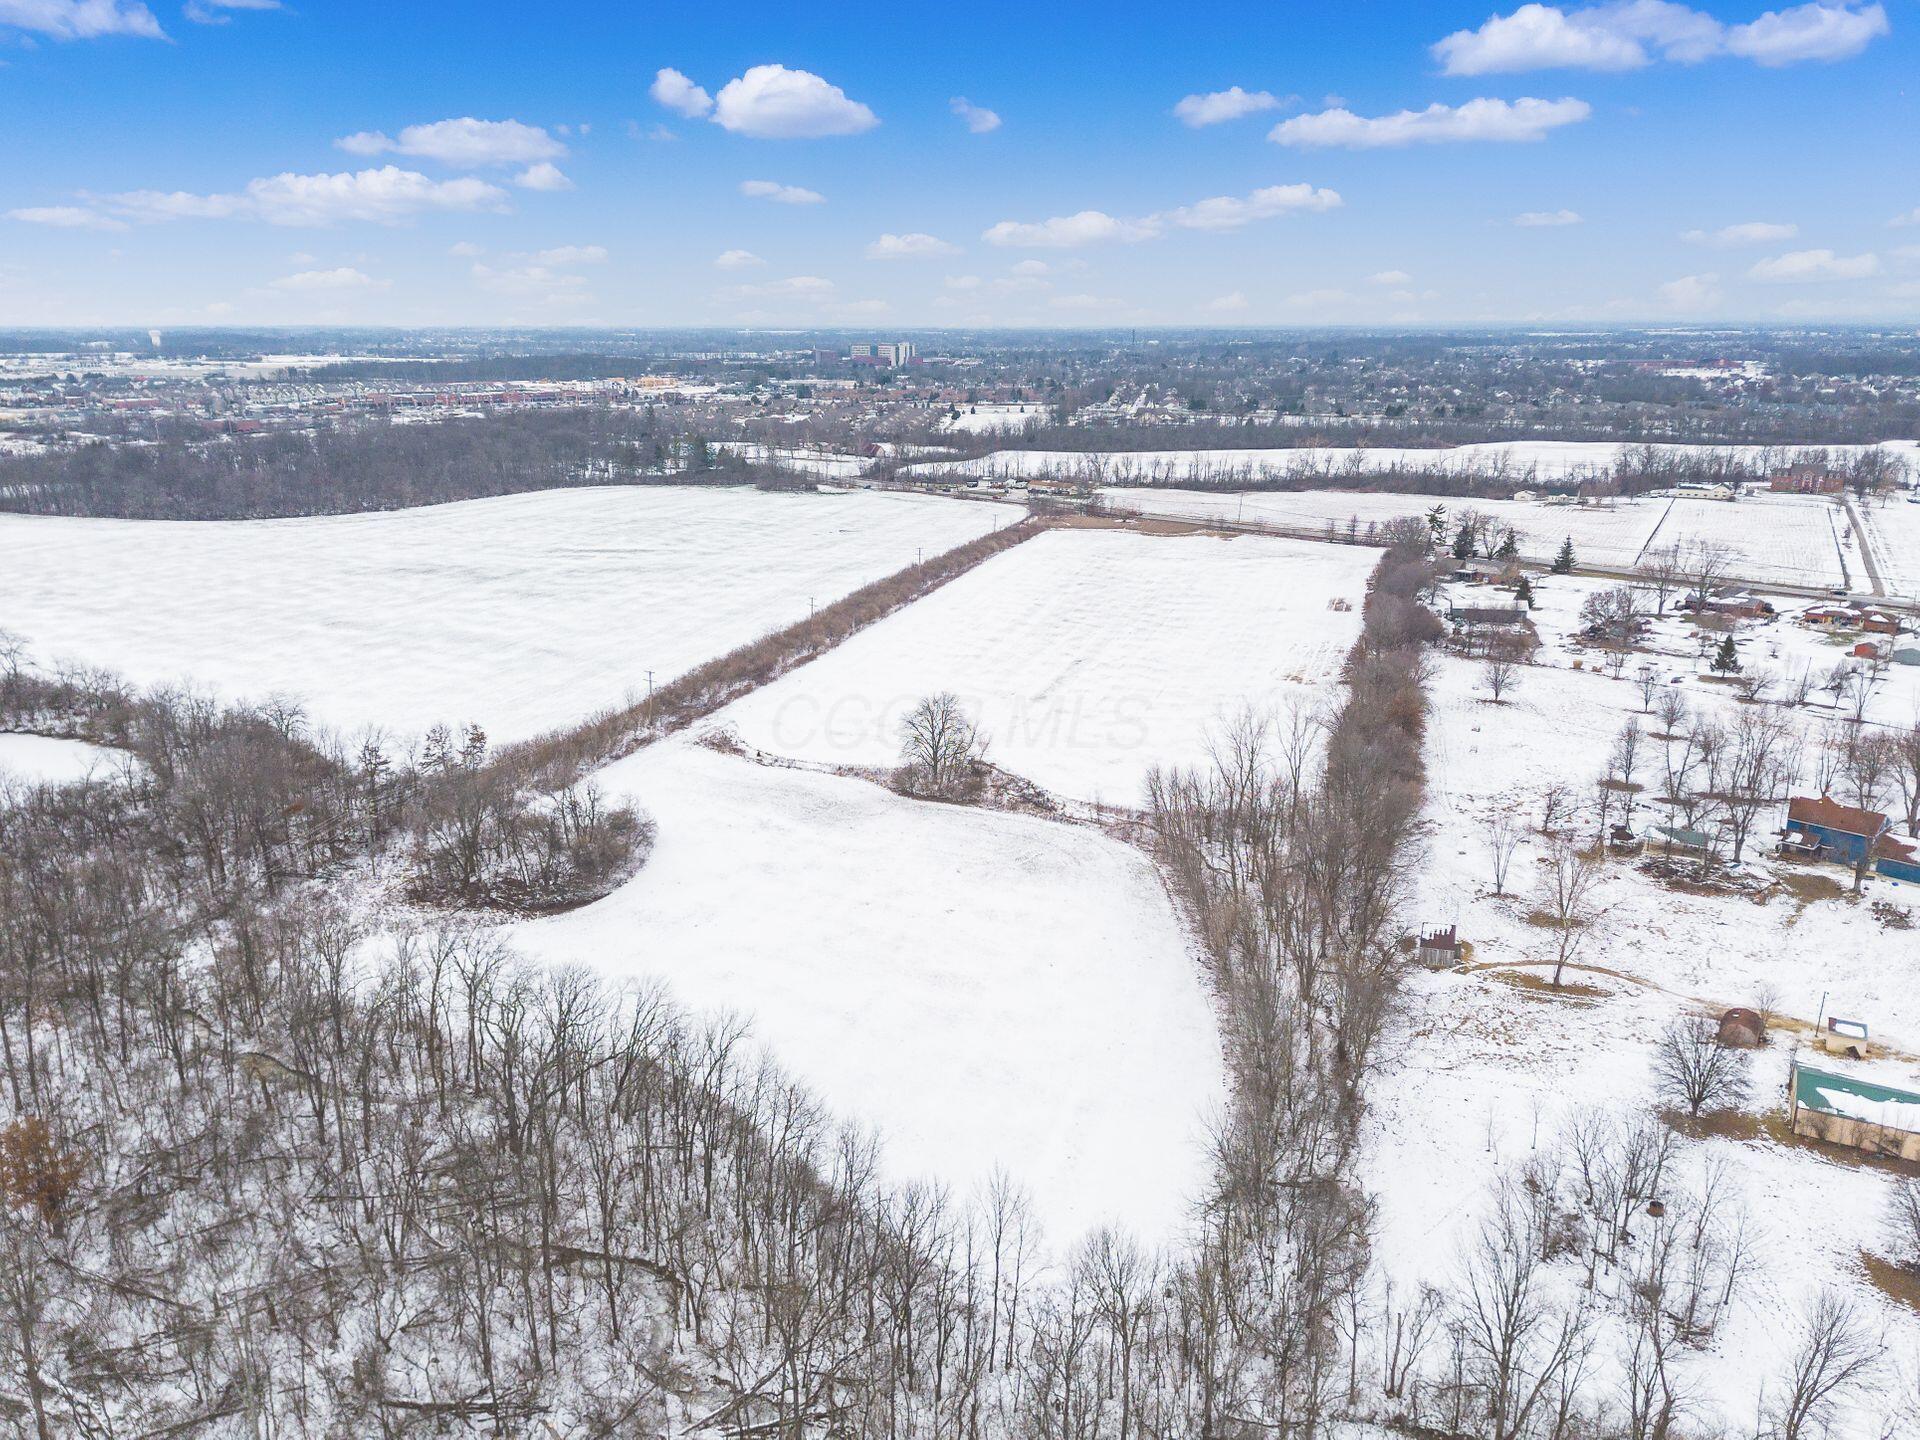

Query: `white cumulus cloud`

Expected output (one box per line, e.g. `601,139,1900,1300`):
7,205,125,230
740,179,825,206
107,166,511,227
1271,97,1591,148
1748,247,1879,281
1206,291,1251,312
336,118,566,168
1659,272,1722,309
724,274,838,301
1368,269,1413,285
713,248,764,269
1514,208,1584,226
1433,2,1887,74
184,0,281,22
1682,220,1799,245
268,266,386,292
1173,86,1291,127
1726,1,1889,64
712,65,878,139
1154,183,1343,231
531,244,606,265
866,232,961,259
651,67,714,119
982,210,1155,248
950,97,1001,133
0,0,163,38
985,184,1339,249
514,162,573,192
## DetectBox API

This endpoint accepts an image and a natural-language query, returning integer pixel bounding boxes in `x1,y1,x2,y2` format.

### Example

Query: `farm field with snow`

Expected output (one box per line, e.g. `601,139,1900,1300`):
718,527,1377,805
510,735,1224,1247
1859,494,1920,599
1364,570,1920,1433
0,732,128,786
915,437,1920,486
0,486,1015,745
1100,486,1867,592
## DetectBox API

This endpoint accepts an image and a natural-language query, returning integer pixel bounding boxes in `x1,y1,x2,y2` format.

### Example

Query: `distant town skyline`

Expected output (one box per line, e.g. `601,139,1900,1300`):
3,0,1915,328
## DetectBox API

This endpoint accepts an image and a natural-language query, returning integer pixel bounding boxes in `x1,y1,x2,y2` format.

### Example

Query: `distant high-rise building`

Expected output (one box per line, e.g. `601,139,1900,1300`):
847,340,915,366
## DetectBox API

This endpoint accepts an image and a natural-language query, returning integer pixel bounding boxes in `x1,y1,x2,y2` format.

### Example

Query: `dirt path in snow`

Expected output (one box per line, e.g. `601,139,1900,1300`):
1842,494,1887,598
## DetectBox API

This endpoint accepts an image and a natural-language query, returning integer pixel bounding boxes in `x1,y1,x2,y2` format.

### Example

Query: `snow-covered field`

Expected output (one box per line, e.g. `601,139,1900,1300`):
0,486,1016,745
915,438,1920,486
942,403,1049,435
713,442,870,479
1859,494,1920,599
719,528,1377,805
1100,487,1866,592
512,736,1224,1247
0,732,127,785
1363,572,1920,1434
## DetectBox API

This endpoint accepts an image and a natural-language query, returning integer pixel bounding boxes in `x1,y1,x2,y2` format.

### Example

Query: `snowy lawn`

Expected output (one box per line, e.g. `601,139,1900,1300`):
0,732,129,786
0,487,1016,745
511,737,1225,1247
717,528,1377,807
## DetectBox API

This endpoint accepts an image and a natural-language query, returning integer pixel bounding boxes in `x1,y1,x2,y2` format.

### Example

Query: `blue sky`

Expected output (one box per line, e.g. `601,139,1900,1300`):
2,0,1916,327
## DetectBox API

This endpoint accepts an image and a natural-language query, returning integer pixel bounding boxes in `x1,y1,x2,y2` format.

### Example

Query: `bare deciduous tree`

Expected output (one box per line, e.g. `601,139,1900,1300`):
1539,840,1599,989
1768,1291,1882,1440
898,692,985,797
1653,687,1688,739
1486,808,1523,896
1653,1015,1751,1117
1887,1180,1920,1276
1637,546,1685,617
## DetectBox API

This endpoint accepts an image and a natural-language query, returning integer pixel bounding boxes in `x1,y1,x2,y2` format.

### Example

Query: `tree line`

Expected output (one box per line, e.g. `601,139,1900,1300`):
0,411,795,521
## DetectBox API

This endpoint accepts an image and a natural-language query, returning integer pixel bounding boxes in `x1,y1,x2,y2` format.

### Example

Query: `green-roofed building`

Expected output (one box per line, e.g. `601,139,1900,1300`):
1790,1062,1920,1162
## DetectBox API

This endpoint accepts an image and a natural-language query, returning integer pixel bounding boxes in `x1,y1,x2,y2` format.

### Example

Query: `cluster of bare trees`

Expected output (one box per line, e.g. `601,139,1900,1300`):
0,409,779,520
1021,443,1912,509
0,650,647,920
1139,539,1437,1432
896,692,988,799
1625,696,1806,872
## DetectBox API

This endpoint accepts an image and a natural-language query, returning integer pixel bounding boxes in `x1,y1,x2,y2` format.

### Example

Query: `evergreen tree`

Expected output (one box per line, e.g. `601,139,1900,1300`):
1495,530,1520,561
1711,635,1740,674
1552,536,1576,574
459,723,489,768
1425,504,1448,549
1452,520,1477,561
1515,575,1536,609
420,723,452,772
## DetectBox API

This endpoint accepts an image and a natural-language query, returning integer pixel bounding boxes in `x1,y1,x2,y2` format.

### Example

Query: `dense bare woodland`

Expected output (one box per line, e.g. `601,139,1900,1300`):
0,531,1438,1436
6,508,1915,1435
0,413,785,521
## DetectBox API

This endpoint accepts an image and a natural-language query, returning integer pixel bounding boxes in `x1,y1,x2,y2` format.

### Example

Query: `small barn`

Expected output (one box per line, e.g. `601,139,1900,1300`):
1415,925,1464,966
1652,822,1713,855
1790,1062,1920,1162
